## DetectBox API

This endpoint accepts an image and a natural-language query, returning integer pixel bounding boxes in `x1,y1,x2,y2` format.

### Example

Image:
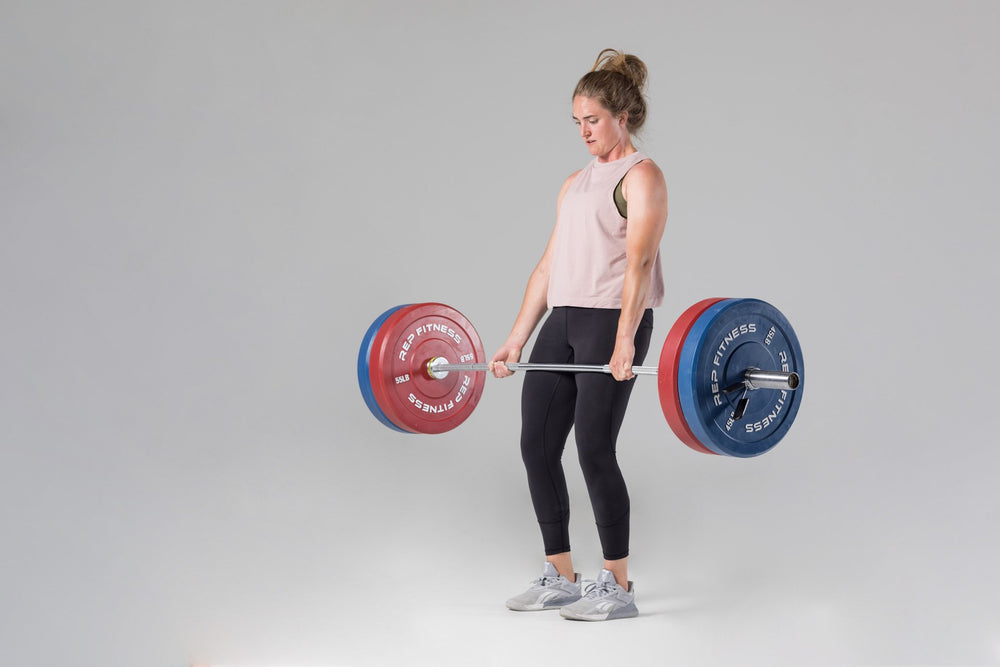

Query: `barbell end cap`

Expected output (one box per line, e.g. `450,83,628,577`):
426,357,448,380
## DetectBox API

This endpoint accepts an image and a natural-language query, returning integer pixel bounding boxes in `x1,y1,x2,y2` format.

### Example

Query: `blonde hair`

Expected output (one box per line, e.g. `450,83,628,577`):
573,48,649,134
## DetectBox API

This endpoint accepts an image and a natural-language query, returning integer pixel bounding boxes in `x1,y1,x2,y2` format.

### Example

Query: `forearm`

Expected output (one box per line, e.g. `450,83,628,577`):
616,257,654,344
506,267,550,347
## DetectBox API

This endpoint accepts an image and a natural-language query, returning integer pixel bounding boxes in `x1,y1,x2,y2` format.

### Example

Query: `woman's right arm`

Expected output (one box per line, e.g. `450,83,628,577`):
489,172,578,378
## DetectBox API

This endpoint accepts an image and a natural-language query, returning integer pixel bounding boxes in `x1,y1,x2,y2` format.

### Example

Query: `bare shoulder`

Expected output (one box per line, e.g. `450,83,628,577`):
627,159,666,189
623,159,666,206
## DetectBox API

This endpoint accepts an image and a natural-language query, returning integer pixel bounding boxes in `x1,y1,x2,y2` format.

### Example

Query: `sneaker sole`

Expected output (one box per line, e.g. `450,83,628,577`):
506,596,582,612
560,602,638,621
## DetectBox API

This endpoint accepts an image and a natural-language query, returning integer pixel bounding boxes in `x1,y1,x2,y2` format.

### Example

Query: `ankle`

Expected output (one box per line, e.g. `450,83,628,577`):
546,553,575,581
603,558,628,589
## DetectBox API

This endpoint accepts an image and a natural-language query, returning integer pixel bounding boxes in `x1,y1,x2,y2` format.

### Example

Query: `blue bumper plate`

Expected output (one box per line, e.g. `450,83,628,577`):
677,299,804,457
358,304,412,433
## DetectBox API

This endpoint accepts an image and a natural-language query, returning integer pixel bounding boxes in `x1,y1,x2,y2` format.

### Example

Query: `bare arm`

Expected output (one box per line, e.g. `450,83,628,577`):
489,172,579,378
608,160,668,381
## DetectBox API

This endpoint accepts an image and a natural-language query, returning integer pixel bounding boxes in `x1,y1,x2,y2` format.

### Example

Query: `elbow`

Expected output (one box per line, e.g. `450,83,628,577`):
532,263,551,283
626,252,657,274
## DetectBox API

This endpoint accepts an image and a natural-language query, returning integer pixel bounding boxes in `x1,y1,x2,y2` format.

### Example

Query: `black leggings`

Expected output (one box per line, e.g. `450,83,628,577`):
519,307,654,561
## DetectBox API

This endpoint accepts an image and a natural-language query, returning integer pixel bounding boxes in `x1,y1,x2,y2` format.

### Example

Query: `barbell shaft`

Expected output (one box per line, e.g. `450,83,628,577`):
427,358,799,391
430,361,658,375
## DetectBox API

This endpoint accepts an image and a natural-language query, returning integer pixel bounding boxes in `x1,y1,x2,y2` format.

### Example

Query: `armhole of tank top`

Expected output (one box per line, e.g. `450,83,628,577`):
615,158,650,219
614,175,627,218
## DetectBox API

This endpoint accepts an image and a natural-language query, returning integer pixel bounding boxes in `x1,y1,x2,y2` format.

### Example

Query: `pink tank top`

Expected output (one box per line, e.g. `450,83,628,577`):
547,152,665,309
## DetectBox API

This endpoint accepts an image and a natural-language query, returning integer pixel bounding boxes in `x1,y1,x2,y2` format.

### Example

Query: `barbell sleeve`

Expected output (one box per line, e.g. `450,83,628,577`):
744,369,800,390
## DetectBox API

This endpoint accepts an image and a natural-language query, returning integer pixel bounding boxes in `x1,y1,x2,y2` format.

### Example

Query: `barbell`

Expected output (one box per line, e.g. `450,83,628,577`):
357,298,804,457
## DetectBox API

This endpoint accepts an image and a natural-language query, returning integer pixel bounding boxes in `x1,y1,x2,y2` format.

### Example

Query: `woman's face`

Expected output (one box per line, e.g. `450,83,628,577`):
572,96,628,161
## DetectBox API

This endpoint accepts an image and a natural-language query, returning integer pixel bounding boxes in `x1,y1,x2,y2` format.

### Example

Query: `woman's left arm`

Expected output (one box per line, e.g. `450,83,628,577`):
608,160,669,381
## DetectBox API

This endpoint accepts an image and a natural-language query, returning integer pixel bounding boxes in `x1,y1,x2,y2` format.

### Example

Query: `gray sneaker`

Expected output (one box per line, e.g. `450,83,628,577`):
506,562,582,611
559,568,638,621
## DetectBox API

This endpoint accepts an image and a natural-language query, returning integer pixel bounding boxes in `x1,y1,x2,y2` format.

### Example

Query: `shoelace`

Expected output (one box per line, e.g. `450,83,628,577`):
533,575,561,587
582,579,617,599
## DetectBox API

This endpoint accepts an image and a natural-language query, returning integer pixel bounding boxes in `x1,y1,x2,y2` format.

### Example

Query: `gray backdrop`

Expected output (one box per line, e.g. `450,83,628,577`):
3,1,999,665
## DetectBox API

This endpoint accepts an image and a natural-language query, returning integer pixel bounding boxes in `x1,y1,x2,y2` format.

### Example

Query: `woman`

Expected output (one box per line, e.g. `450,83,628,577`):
489,48,668,622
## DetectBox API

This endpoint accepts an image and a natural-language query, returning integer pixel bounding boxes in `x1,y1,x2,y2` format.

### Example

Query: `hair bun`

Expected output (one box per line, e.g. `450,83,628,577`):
593,48,647,92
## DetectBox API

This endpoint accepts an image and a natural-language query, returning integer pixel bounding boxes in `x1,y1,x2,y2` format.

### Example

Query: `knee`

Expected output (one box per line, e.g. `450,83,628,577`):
575,436,619,480
520,432,554,468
